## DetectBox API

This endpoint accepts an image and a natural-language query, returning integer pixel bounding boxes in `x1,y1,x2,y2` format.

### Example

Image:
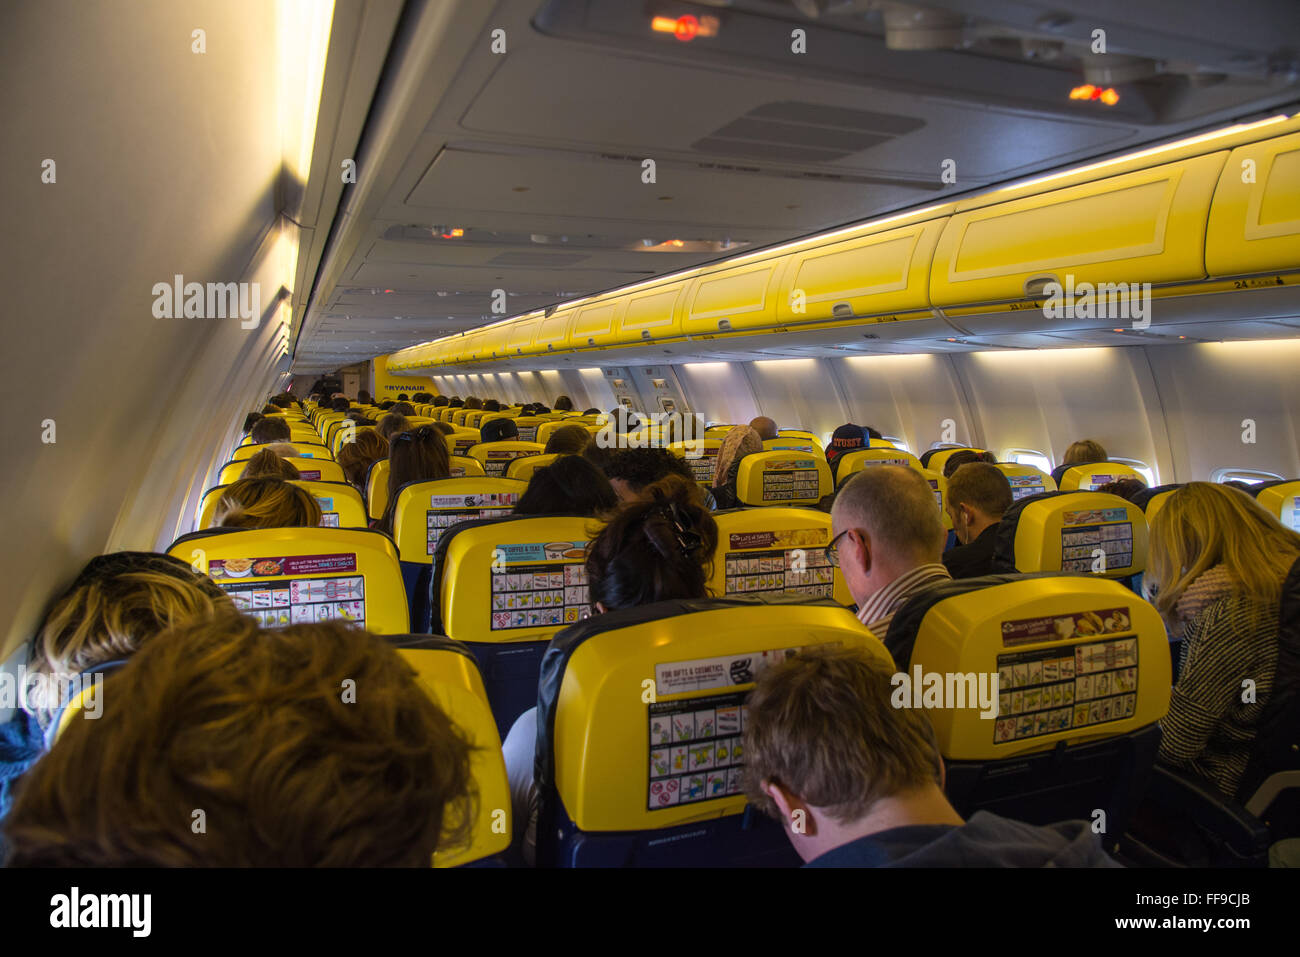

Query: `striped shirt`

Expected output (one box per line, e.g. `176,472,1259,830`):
856,563,953,640
1159,594,1278,800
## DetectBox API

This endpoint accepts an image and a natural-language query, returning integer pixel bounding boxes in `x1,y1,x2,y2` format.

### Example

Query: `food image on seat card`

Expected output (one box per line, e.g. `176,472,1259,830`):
218,573,366,629
487,540,592,630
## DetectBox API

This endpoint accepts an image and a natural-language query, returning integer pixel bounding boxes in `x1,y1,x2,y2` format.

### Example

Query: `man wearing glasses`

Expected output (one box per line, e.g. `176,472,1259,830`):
825,466,951,652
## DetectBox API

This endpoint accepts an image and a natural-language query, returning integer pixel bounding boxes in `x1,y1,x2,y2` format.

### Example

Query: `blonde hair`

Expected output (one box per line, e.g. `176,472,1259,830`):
1146,482,1300,621
34,552,231,682
714,425,763,487
241,447,300,480
213,477,322,529
1063,439,1107,467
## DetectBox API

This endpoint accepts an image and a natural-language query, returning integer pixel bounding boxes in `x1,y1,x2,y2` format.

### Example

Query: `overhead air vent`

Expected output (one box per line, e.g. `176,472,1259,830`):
692,102,925,163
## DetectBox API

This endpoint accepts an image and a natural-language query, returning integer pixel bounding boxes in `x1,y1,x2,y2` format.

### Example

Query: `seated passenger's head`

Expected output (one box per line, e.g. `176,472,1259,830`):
827,424,868,469
262,442,301,460
213,477,322,529
261,403,281,415
831,466,945,606
713,425,764,488
31,552,231,684
357,390,372,404
463,397,482,411
3,616,474,867
744,645,946,862
375,413,412,443
331,397,351,413
433,395,449,407
243,412,264,436
249,416,292,445
607,447,699,504
513,456,617,518
941,449,997,478
337,429,389,490
483,399,500,412
240,447,300,480
1062,439,1107,467
544,424,590,456
378,400,396,411
749,416,778,441
1146,482,1300,624
432,421,455,436
385,427,451,525
945,463,1012,544
582,435,615,476
448,397,464,408
480,418,519,444
397,393,409,401
390,402,415,417
585,475,717,611
1095,477,1148,502
553,395,574,412
583,407,600,415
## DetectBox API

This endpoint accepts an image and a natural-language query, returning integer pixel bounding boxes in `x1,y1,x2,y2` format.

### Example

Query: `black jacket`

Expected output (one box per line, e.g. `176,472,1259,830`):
942,522,1001,579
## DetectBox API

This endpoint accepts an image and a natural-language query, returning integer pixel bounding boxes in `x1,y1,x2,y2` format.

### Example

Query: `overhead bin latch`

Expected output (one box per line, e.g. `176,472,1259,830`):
588,337,596,346
1023,274,1060,299
718,319,732,331
640,330,652,341
832,301,854,319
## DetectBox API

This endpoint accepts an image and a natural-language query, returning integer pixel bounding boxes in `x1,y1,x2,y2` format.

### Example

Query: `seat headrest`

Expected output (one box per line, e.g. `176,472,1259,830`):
735,451,832,506
993,490,1148,579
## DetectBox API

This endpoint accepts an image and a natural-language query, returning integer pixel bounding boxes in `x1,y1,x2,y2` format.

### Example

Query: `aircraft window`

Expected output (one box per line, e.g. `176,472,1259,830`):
881,435,910,452
1210,467,1283,485
927,442,968,451
1003,449,1051,473
1110,457,1157,486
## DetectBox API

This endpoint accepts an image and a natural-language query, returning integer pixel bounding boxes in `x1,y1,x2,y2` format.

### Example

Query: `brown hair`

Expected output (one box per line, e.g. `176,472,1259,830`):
375,413,412,443
941,449,996,478
743,645,942,824
240,447,300,480
379,426,451,533
5,616,475,867
585,475,717,610
32,553,231,681
213,477,322,529
249,417,292,444
337,429,389,490
1063,439,1107,467
545,424,593,456
945,462,1013,520
1147,482,1300,623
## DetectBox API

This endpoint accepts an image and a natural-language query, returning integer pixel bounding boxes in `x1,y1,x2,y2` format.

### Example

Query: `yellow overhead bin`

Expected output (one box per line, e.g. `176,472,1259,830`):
570,300,624,350
507,313,541,357
1206,130,1300,278
534,311,572,354
615,280,686,345
477,324,509,361
777,217,945,323
682,260,784,337
931,153,1226,307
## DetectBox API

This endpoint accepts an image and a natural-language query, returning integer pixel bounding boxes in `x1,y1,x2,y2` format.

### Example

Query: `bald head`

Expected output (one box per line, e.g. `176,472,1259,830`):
749,416,778,441
832,466,945,565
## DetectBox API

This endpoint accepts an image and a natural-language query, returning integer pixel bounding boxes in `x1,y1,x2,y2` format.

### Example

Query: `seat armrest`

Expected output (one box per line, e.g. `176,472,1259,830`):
1144,764,1271,863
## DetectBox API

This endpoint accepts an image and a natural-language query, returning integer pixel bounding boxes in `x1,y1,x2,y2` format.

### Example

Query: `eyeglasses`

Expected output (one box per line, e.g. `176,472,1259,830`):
825,528,852,568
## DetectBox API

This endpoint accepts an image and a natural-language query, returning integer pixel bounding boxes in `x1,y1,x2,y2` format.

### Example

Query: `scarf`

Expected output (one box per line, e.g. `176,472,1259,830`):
1171,564,1236,636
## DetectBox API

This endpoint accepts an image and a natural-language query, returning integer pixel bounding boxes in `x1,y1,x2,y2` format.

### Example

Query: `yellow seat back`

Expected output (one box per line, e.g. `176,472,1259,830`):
667,439,722,488
197,480,367,530
710,508,850,604
1007,491,1149,578
1256,480,1300,532
231,441,332,462
509,416,549,443
169,526,409,633
218,457,345,486
393,478,526,563
468,441,546,479
993,463,1057,500
735,451,832,506
834,448,925,486
1057,462,1145,491
506,453,561,482
924,447,987,475
761,435,825,457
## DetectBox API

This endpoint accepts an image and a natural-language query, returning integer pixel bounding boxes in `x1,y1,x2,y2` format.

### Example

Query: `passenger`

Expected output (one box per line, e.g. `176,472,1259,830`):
375,413,412,443
942,463,1013,579
432,421,455,436
378,400,396,411
464,397,483,411
358,390,372,405
826,423,869,479
240,447,300,480
213,477,322,529
378,426,451,535
513,456,617,517
829,466,950,653
337,429,389,492
583,407,601,415
397,393,409,401
348,414,377,427
0,553,232,823
268,394,294,410
480,418,519,444
712,425,764,509
261,403,281,415
448,397,464,408
2,616,474,866
502,475,717,863
390,401,416,416
433,395,449,407
1095,477,1148,501
262,442,301,460
242,412,264,436
581,434,616,476
744,645,1120,867
483,399,501,412
330,396,351,413
543,424,590,456
249,416,292,445
1062,439,1107,467
1145,483,1300,800
553,395,574,412
749,416,778,441
941,449,997,478
608,447,712,508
